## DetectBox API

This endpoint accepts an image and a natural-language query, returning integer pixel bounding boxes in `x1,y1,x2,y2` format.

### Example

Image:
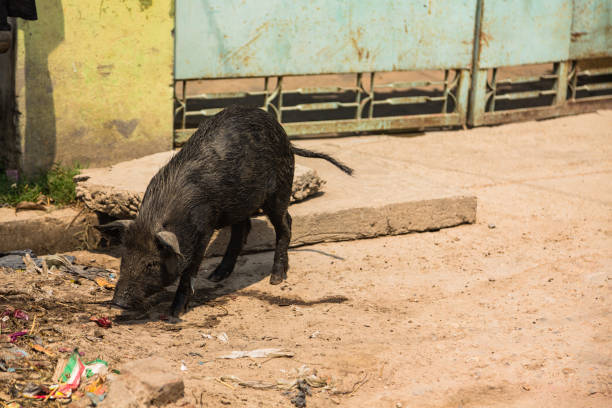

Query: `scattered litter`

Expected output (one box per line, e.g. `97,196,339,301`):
13,350,110,401
84,359,109,378
85,375,108,396
31,343,56,357
220,375,276,390
0,251,118,289
53,349,87,399
488,223,496,229
0,304,112,406
202,332,229,343
1,309,29,321
309,331,320,339
90,316,112,328
2,251,117,285
220,365,329,394
9,330,27,343
23,253,45,274
8,346,29,359
95,277,116,290
218,348,294,360
15,201,47,212
0,250,44,269
290,379,311,407
181,361,188,371
39,254,75,269
86,391,107,407
21,382,50,398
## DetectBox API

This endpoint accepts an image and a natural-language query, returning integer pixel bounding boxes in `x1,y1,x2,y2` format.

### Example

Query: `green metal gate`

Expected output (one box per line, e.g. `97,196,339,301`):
469,0,612,126
174,0,612,144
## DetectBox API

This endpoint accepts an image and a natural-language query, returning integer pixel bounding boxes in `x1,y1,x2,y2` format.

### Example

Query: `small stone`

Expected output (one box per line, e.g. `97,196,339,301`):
488,223,496,229
101,358,184,408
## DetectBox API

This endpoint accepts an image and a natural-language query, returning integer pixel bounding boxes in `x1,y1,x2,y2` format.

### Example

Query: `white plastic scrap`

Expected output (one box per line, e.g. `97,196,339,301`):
218,348,294,360
201,332,228,343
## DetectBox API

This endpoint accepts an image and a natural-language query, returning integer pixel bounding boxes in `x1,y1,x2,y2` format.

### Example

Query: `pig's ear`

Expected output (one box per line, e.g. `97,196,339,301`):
155,230,183,258
94,220,134,241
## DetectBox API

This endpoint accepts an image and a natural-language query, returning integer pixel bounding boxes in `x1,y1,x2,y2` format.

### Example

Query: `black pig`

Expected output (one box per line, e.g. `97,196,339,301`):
96,105,352,316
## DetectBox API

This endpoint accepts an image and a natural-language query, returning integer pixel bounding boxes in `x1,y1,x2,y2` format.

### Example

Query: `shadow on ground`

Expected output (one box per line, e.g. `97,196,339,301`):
110,238,348,325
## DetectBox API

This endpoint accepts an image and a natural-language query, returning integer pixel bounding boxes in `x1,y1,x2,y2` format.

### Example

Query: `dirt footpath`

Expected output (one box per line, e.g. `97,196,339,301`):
2,111,611,407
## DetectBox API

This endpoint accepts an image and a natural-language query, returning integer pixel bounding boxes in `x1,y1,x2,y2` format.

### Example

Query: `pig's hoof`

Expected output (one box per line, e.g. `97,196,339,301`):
269,270,286,285
170,295,189,317
207,269,230,282
170,304,184,317
269,274,283,285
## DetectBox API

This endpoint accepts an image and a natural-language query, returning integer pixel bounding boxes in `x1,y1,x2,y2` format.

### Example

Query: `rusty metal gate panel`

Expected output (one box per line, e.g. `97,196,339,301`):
569,0,612,59
175,0,477,79
476,0,573,69
469,0,612,127
174,0,477,143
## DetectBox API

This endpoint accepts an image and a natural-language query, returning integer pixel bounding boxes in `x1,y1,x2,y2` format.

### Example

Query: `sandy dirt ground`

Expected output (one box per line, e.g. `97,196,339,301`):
1,112,611,407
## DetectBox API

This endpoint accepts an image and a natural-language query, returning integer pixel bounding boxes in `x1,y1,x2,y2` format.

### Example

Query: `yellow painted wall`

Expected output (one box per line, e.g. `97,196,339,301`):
16,0,174,175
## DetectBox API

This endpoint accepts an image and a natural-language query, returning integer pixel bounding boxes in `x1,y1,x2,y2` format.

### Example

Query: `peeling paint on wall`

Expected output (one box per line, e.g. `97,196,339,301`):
138,0,153,12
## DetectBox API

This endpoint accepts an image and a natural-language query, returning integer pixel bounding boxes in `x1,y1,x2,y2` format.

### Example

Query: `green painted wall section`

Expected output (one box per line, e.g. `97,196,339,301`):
15,0,174,175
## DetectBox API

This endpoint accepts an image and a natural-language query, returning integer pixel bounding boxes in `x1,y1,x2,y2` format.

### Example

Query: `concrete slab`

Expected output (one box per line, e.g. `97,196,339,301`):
72,137,477,256
74,151,326,219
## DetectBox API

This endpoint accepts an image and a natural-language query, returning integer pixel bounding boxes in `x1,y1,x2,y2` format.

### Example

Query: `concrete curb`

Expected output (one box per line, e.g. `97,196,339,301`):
206,195,477,256
0,208,98,255
0,195,476,256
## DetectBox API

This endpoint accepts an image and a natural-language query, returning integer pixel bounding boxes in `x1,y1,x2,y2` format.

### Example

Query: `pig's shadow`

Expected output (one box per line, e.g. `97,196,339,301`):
113,222,344,323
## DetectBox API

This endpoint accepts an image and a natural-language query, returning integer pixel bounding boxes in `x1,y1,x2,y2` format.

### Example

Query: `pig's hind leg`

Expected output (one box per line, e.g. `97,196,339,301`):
263,194,292,285
207,219,251,282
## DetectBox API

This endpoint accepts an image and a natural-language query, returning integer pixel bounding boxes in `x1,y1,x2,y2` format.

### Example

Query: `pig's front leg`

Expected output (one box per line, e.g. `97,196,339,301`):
170,232,211,317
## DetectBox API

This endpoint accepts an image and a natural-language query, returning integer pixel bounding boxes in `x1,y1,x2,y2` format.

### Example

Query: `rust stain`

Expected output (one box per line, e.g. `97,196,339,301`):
222,22,270,63
350,27,366,61
480,31,492,48
351,37,363,60
571,31,588,42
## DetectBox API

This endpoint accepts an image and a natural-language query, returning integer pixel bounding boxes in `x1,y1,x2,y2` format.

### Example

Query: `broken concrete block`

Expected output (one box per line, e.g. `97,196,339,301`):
100,357,184,408
74,152,326,219
292,164,325,202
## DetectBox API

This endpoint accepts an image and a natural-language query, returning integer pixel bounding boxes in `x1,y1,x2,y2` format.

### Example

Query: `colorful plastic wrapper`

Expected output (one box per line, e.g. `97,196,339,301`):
85,358,109,378
9,330,27,343
90,316,112,328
